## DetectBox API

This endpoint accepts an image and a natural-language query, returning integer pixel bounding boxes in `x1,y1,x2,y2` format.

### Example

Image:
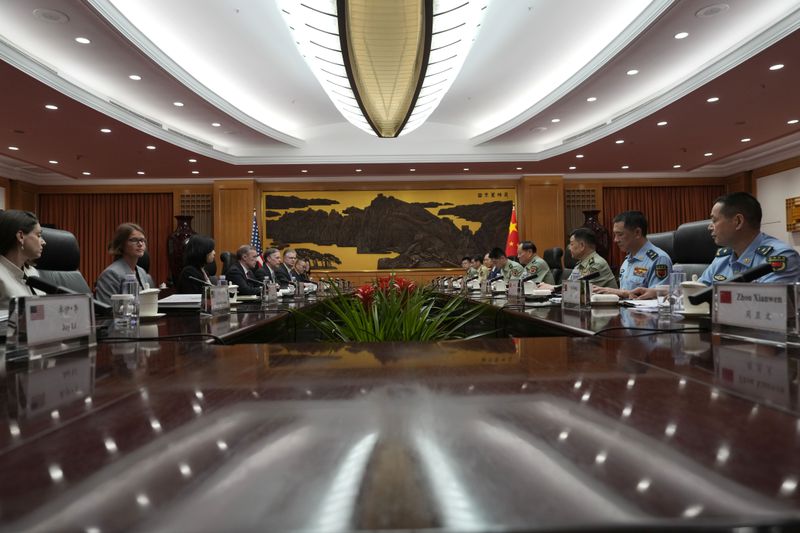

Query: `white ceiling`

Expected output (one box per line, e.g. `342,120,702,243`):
1,0,799,168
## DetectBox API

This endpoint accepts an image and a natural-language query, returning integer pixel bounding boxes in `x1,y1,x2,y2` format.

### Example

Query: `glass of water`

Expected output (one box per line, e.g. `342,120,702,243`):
655,285,670,315
110,293,135,327
669,271,687,313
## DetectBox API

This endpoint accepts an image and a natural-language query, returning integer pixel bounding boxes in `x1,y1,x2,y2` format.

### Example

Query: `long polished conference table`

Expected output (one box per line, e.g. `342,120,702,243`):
1,292,799,531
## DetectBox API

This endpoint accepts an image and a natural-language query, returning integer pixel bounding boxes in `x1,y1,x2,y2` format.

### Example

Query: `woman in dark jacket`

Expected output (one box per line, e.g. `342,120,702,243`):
176,235,216,293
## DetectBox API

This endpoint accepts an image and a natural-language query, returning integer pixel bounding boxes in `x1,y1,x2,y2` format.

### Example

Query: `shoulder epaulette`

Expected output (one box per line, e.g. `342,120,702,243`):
645,249,658,260
715,247,732,257
755,245,774,257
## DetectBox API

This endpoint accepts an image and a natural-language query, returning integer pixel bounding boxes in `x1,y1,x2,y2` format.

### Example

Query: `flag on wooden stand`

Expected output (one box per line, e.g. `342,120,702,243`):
505,205,519,258
250,209,264,267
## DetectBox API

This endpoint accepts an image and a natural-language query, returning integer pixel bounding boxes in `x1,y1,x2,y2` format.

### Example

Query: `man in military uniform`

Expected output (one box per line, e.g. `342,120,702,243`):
563,228,618,288
595,211,672,298
633,192,799,299
517,240,554,284
488,247,524,283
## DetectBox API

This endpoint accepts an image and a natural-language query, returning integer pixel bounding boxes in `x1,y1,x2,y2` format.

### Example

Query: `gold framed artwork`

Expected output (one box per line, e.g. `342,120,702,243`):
787,196,800,232
262,189,515,270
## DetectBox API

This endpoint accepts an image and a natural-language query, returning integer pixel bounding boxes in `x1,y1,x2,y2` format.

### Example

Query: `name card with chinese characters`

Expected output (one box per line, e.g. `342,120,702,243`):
713,283,793,333
562,280,582,307
6,294,96,360
202,285,230,316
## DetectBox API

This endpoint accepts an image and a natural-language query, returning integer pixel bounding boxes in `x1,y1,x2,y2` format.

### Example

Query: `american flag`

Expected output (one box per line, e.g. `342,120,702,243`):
250,209,264,267
30,304,45,321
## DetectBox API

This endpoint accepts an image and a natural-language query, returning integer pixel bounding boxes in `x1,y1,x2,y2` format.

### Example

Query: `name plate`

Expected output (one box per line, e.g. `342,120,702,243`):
508,278,522,298
713,283,790,333
202,285,230,316
25,294,92,346
562,280,582,307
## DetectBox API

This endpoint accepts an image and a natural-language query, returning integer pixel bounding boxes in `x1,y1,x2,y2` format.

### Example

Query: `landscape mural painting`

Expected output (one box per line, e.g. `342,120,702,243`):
262,189,515,270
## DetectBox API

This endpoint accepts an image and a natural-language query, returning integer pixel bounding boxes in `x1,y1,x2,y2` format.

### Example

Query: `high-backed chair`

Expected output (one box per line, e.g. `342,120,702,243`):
672,219,719,280
35,228,92,294
648,231,675,262
219,251,235,276
543,247,564,285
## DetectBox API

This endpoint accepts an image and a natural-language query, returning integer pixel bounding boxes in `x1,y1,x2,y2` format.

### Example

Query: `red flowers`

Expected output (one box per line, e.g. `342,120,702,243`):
356,275,416,309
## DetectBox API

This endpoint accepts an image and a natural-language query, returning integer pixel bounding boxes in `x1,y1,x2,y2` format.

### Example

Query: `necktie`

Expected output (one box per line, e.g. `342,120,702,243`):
245,268,252,280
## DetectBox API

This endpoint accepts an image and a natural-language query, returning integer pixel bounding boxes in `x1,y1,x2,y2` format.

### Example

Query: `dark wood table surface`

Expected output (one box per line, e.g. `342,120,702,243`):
1,293,799,531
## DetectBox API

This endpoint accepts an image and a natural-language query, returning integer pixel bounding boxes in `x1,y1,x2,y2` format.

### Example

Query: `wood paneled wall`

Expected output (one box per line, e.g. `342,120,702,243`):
213,180,256,264
517,175,564,252
38,193,173,288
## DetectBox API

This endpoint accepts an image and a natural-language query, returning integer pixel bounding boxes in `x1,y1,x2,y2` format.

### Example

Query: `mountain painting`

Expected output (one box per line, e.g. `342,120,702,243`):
262,189,515,270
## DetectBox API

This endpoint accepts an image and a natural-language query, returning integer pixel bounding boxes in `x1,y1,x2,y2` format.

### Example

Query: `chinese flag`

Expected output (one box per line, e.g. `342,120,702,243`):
505,205,519,257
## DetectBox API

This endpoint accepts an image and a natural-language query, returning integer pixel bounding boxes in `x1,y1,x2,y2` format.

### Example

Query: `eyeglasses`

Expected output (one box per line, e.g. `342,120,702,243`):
127,238,147,245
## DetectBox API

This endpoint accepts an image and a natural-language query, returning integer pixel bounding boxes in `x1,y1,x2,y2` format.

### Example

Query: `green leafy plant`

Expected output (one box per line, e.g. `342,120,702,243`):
308,275,488,342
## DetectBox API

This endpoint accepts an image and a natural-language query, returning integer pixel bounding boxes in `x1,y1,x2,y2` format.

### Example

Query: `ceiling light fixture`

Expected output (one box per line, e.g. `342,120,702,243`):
100,128,111,133
704,152,713,156
626,69,639,76
586,97,597,102
191,170,199,174
515,167,522,170
188,158,197,163
279,0,489,137
621,165,629,169
8,146,19,151
355,168,363,172
74,37,91,44
615,139,624,144
44,104,58,110
247,170,254,174
706,96,719,103
657,121,668,126
82,171,91,175
674,31,689,39
146,145,156,150
568,166,576,170
173,102,184,107
673,164,681,169
463,168,470,171
740,137,751,142
129,74,142,80
551,118,561,123
301,169,308,173
576,154,584,159
211,122,221,127
788,119,799,125
48,160,58,164
137,171,145,175
769,64,784,71
409,168,416,172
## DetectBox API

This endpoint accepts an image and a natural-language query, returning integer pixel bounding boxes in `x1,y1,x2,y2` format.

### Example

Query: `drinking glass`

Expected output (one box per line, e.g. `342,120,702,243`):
655,285,670,315
669,271,687,313
111,294,135,327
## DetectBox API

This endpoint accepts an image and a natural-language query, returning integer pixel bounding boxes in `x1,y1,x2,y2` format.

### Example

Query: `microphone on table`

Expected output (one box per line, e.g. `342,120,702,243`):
189,276,213,286
520,272,539,283
26,276,112,315
577,271,600,282
688,263,774,306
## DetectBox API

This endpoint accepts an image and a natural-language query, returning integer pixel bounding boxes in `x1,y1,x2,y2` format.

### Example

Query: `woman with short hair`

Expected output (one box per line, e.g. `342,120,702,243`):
0,210,46,310
95,223,153,305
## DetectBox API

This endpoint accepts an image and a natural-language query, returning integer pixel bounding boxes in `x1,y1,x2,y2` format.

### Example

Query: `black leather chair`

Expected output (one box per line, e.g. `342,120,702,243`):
648,231,675,262
672,219,719,280
543,247,564,284
35,228,92,294
219,251,235,276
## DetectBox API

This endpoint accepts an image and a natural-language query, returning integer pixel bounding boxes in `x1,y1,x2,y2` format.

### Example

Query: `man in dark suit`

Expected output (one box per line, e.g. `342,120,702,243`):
275,248,298,287
226,245,264,295
261,247,281,285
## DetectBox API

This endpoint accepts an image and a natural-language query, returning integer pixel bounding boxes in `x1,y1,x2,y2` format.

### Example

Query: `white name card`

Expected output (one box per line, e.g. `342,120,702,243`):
713,283,789,333
25,294,93,346
562,280,582,307
508,278,522,298
202,286,230,315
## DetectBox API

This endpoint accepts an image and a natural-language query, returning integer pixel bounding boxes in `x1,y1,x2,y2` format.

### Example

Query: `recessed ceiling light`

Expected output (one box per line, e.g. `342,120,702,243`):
463,168,470,171
626,69,639,76
673,164,682,169
247,170,254,174
576,154,584,159
188,158,197,163
704,152,713,156
211,122,221,127
706,96,719,103
515,167,522,170
8,146,19,151
621,165,629,169
586,97,597,102
74,37,91,44
100,128,111,133
740,137,751,142
355,168,362,172
82,171,91,175
173,101,184,107
657,121,668,127
615,139,624,144
769,64,784,71
191,170,199,174
146,145,156,150
551,118,560,123
409,168,416,172
788,119,799,125
48,160,58,164
44,104,58,110
129,74,142,81
137,171,145,175
569,166,576,170
696,4,729,18
301,169,308,173
674,31,689,39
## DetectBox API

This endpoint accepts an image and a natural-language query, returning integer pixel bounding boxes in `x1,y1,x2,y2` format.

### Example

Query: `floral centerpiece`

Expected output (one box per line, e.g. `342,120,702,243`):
310,274,487,342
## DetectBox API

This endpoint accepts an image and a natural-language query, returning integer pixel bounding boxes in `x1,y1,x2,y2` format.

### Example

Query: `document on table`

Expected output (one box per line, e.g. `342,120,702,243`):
621,299,660,312
158,294,201,307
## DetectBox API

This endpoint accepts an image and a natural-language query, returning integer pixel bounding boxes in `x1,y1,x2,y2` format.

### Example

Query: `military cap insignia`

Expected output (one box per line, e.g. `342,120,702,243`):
655,264,668,279
646,249,658,260
768,255,787,272
715,247,732,257
755,245,774,257
714,274,727,281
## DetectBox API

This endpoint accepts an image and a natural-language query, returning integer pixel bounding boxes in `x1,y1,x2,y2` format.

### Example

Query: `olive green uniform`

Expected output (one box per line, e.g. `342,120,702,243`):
500,259,524,282
522,255,555,285
568,251,618,288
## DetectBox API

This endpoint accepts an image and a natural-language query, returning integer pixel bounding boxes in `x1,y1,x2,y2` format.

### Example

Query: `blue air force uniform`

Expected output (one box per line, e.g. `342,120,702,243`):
699,232,800,285
618,240,673,290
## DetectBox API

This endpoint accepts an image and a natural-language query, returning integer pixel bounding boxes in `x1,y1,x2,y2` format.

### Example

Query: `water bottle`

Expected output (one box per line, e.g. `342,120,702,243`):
217,275,226,287
121,273,139,326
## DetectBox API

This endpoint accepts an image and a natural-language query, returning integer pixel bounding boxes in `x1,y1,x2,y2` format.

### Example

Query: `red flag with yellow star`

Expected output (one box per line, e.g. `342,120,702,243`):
505,205,519,257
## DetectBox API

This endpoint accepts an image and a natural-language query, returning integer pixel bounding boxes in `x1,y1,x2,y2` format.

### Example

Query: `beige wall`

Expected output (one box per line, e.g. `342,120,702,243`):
756,167,800,253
